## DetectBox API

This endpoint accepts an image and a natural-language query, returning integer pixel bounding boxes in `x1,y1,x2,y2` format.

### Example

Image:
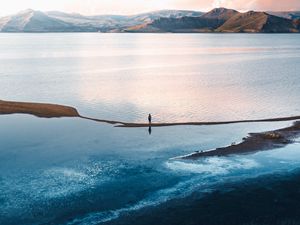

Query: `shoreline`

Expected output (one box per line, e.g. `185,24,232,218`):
1,99,300,128
1,99,300,158
0,100,79,118
178,121,300,159
114,116,300,127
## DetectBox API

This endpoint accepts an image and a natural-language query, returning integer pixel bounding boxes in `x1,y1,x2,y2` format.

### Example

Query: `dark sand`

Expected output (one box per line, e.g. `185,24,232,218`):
179,121,300,159
114,116,300,127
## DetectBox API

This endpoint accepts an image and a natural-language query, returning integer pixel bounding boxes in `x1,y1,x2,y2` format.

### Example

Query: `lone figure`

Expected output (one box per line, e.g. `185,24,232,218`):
148,113,152,124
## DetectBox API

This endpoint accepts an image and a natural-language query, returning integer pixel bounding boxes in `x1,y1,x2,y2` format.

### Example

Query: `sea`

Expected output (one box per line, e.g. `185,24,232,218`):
0,33,300,225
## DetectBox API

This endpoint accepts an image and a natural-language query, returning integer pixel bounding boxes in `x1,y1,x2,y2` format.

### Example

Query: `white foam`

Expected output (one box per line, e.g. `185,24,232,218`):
63,157,262,225
165,157,260,175
166,159,228,175
45,168,89,181
0,162,115,218
40,162,111,198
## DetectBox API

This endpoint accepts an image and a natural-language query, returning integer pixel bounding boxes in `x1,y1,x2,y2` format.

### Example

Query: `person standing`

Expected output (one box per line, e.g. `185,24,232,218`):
148,113,152,124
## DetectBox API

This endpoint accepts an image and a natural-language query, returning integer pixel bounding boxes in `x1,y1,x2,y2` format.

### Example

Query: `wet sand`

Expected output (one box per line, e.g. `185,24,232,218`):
179,121,300,159
114,117,300,127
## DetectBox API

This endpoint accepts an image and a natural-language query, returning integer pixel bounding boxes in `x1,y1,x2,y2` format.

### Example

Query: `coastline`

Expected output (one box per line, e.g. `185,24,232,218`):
2,99,300,127
1,99,300,159
178,121,300,159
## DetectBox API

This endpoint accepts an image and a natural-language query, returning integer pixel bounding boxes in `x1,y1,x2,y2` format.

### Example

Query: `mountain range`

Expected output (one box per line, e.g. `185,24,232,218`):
0,8,299,33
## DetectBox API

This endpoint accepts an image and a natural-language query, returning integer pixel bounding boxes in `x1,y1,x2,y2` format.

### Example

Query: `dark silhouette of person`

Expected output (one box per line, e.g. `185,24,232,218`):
148,126,152,135
148,114,152,124
148,114,152,135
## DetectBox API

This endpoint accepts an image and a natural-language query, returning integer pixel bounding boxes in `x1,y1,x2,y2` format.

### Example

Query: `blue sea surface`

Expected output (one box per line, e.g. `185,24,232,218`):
0,34,300,225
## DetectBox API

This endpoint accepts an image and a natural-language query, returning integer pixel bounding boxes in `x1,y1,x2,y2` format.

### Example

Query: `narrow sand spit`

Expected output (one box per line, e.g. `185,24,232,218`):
1,99,300,127
1,99,300,159
0,100,79,118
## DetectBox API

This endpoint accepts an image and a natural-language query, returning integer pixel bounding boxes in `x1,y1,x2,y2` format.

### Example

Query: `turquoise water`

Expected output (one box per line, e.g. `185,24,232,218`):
1,34,300,225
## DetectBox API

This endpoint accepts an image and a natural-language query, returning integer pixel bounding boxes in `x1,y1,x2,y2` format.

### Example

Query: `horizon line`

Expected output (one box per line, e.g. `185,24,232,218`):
1,7,299,18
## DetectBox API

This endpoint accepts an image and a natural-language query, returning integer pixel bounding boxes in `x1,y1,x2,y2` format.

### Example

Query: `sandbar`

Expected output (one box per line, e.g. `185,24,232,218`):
179,121,300,159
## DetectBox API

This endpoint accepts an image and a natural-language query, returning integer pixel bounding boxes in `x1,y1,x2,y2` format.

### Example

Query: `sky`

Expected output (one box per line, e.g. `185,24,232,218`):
0,0,299,16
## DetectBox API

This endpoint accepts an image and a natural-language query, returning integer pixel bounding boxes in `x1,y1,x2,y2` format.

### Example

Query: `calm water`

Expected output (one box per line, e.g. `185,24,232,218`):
0,34,300,225
1,33,300,122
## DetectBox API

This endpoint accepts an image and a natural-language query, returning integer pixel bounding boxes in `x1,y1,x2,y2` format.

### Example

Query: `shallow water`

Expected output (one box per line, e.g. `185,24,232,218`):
1,34,300,225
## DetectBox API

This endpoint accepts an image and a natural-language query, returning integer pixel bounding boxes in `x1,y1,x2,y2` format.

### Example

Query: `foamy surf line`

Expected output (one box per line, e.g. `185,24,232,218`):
166,157,260,175
64,177,216,225
63,157,262,225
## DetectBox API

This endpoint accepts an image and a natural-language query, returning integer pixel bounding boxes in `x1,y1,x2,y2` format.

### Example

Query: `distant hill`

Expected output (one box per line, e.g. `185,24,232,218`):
217,11,299,33
126,8,300,33
0,9,82,32
0,9,203,32
268,11,300,20
125,17,222,33
201,7,239,21
0,8,299,33
294,19,300,29
125,8,238,32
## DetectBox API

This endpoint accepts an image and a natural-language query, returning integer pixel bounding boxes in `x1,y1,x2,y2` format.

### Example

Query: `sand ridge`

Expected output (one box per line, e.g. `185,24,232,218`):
2,99,300,159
